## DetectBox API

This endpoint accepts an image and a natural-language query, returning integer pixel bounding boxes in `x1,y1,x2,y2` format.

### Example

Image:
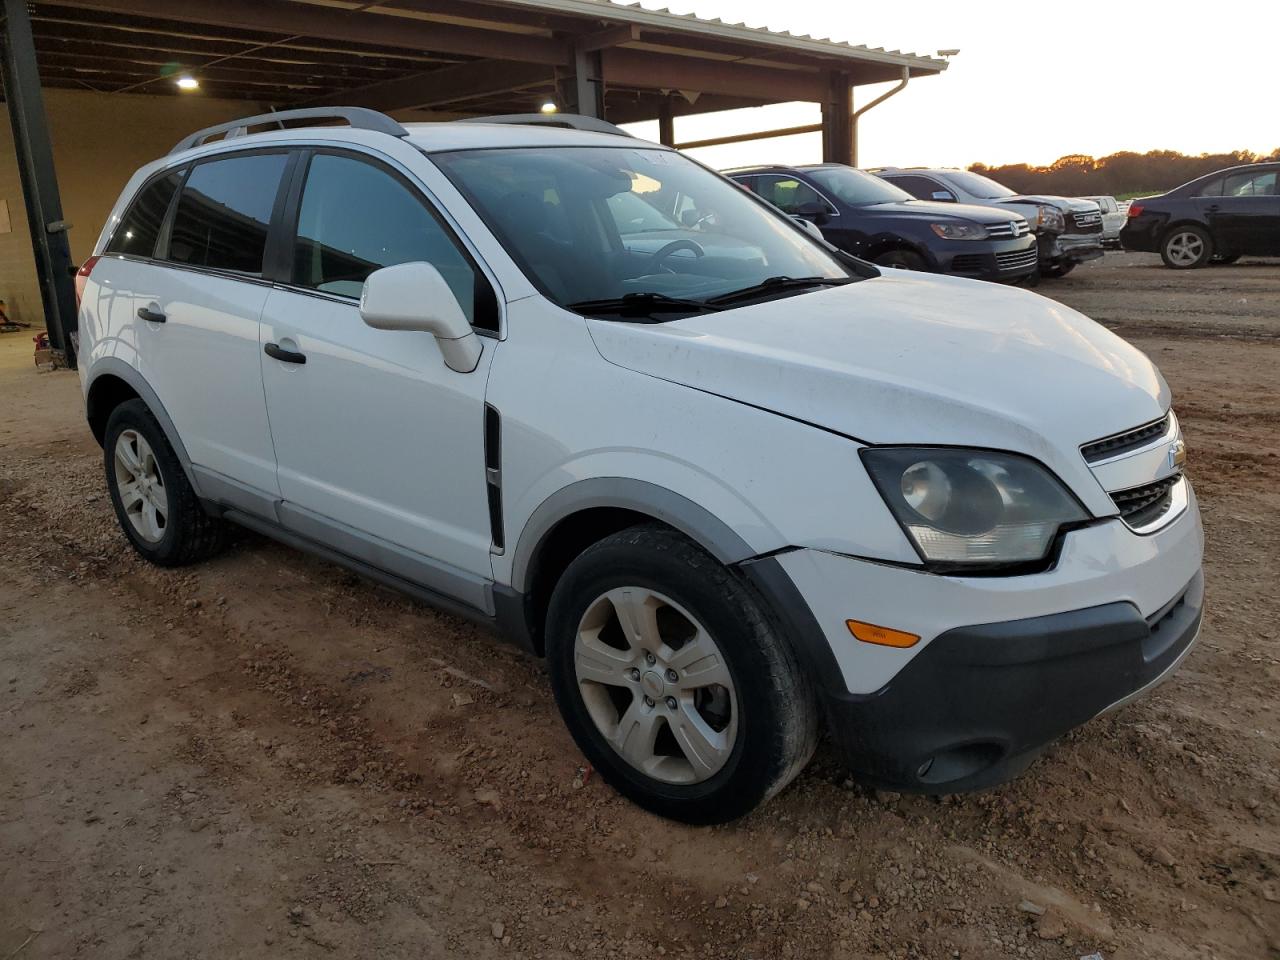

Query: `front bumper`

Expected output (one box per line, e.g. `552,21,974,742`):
753,484,1204,792
823,570,1202,791
934,236,1038,281
1041,231,1106,266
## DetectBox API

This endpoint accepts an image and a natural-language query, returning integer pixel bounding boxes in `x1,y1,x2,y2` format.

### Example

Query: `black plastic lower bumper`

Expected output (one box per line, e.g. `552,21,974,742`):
824,570,1204,792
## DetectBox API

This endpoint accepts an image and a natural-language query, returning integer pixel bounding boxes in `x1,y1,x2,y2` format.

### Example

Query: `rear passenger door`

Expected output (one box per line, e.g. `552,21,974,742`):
135,150,293,503
258,149,500,606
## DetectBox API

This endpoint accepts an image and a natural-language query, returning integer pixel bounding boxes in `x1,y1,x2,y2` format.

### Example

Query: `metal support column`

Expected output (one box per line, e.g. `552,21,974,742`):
820,71,853,166
568,43,604,118
1,0,77,367
657,97,674,146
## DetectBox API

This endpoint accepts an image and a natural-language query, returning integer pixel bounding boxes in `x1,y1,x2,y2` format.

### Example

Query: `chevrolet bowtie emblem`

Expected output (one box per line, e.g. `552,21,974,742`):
1169,439,1187,470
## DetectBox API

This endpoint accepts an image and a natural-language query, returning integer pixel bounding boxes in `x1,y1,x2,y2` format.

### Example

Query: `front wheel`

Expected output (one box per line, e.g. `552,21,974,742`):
1039,261,1077,279
1161,225,1213,269
545,526,818,823
873,249,928,271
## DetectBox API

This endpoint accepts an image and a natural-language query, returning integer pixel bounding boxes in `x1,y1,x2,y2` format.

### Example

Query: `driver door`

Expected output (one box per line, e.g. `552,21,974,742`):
259,149,500,606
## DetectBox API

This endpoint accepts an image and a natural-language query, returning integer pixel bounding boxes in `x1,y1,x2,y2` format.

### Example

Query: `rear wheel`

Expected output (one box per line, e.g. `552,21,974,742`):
545,526,818,823
1161,225,1213,269
104,399,227,566
873,249,927,271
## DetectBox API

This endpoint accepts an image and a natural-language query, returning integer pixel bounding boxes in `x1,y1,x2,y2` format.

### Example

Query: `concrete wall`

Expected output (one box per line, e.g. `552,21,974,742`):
0,88,263,329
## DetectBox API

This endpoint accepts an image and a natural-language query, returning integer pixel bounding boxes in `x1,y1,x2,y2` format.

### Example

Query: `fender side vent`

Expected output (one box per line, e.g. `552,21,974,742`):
484,404,504,551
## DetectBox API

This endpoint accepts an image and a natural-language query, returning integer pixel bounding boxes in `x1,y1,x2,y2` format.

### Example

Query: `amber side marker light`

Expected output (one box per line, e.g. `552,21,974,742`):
846,619,920,648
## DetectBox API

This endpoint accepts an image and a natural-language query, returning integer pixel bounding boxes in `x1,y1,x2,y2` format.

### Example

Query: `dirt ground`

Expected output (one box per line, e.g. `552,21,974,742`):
1,252,1277,960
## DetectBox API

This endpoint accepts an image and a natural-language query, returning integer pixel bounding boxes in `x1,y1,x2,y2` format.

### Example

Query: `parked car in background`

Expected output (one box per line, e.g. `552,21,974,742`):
873,167,1104,278
1082,195,1125,248
1120,162,1280,269
726,164,1037,283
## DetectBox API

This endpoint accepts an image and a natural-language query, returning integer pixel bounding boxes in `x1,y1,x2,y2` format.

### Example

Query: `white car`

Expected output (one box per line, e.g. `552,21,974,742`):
1082,195,1127,247
76,108,1203,823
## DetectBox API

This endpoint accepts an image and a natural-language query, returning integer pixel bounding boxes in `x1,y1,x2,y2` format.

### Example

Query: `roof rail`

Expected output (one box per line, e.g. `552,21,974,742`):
463,113,634,138
170,106,408,155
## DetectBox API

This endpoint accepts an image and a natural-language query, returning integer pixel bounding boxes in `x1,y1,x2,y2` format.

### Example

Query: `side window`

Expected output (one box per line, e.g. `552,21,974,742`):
754,175,831,215
888,175,951,201
105,170,182,258
1224,170,1278,197
291,153,492,329
1195,176,1225,198
167,152,288,274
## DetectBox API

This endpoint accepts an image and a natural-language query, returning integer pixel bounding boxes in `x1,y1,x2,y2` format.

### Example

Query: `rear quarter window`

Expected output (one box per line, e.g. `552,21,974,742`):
105,170,182,258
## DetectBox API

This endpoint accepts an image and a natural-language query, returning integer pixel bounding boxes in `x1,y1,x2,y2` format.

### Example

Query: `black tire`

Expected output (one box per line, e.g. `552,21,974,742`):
873,249,928,271
545,525,818,824
103,399,227,567
1160,224,1213,269
1039,261,1077,279
1210,254,1241,265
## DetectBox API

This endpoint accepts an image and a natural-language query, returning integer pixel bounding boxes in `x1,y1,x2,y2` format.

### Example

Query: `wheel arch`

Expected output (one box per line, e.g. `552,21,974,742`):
1159,218,1213,245
864,236,930,265
503,479,757,656
85,359,203,495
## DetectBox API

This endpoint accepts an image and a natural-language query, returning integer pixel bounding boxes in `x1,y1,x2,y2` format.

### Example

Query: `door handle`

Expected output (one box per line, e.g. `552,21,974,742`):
1205,204,1220,212
137,307,166,323
264,342,306,365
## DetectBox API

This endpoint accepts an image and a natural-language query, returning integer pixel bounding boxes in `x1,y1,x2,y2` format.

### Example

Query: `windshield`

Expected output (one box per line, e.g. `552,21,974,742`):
805,166,914,206
945,170,1017,200
431,146,850,310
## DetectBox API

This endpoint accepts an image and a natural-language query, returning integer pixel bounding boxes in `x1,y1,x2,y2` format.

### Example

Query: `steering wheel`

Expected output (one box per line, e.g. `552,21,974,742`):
648,239,705,273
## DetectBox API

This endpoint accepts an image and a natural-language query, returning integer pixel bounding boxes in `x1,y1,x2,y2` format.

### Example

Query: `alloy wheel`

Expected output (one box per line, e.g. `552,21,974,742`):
113,429,168,542
1166,231,1205,267
573,587,738,784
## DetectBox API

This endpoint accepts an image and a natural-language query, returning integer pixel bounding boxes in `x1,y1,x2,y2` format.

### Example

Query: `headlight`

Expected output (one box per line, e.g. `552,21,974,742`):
930,222,988,241
1037,205,1065,233
861,448,1088,568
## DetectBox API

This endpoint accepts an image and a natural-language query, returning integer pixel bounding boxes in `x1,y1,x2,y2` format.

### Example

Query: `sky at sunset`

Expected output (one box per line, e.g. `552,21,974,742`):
621,0,1274,171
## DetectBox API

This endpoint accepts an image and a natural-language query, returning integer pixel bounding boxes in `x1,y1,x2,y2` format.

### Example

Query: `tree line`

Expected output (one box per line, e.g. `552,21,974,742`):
968,149,1280,198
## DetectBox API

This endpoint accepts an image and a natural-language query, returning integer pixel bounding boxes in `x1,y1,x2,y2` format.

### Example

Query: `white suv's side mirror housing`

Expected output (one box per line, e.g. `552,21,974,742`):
359,262,482,373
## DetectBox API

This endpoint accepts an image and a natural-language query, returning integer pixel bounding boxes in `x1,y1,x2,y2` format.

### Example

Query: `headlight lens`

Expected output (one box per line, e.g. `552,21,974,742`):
861,448,1088,567
1037,205,1065,233
930,222,988,241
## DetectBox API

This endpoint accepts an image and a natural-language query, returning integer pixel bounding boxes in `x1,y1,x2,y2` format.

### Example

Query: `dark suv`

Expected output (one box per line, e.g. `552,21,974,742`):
726,164,1037,282
1120,162,1280,269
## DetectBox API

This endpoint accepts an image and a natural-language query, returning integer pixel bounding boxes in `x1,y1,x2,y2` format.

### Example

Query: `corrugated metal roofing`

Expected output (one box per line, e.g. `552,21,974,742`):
492,0,948,72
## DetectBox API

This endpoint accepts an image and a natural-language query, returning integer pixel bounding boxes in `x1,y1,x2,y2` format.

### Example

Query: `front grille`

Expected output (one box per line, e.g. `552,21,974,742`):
995,248,1038,271
1073,210,1102,228
1081,414,1170,463
1111,474,1179,528
986,220,1031,239
949,254,986,273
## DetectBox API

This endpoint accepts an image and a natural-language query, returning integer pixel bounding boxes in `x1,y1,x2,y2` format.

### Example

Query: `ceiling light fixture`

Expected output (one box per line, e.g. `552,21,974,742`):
175,75,200,91
539,100,557,114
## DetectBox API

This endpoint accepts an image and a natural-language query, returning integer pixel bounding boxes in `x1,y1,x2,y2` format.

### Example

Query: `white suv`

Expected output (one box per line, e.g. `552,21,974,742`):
77,108,1203,823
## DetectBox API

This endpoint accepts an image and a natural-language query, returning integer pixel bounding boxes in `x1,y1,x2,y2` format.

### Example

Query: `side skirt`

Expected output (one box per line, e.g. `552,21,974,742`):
221,507,511,641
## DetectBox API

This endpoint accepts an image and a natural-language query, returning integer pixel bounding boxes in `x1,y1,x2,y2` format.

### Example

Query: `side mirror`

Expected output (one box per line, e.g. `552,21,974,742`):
793,200,829,224
360,262,481,373
793,217,825,241
931,191,957,202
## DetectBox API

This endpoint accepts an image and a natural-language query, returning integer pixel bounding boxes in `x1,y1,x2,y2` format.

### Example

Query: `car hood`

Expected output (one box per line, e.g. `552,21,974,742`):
995,194,1100,213
861,200,1026,225
586,271,1170,513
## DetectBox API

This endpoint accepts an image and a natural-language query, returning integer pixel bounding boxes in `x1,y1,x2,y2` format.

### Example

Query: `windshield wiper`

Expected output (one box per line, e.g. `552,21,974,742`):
706,275,852,307
567,291,723,318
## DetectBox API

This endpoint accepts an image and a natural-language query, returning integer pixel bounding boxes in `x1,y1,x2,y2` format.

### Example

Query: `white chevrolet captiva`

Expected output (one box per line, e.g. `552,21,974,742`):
76,109,1204,823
